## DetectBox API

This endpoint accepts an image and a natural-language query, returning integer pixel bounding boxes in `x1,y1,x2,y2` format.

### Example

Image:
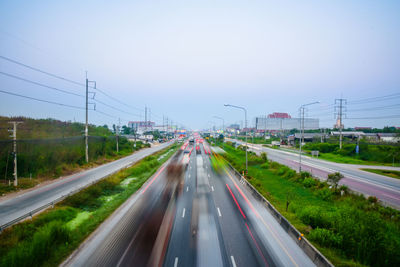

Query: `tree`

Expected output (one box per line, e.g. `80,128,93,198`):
327,172,344,190
260,152,267,162
122,125,131,135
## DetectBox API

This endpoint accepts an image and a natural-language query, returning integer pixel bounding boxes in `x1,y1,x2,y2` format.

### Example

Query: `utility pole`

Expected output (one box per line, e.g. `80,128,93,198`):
8,121,23,186
144,106,147,133
299,101,319,173
116,118,120,153
335,98,347,149
85,77,88,163
264,114,267,138
85,73,96,163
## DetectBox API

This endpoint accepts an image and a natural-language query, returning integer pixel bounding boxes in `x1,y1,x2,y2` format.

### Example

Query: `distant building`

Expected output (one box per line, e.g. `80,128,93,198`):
229,124,240,130
255,112,319,131
268,112,291,119
128,121,155,133
378,133,400,143
287,133,329,146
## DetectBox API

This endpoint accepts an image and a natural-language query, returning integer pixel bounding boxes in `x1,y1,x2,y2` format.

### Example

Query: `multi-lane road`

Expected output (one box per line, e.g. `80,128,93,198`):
228,138,400,209
0,141,173,228
63,142,316,267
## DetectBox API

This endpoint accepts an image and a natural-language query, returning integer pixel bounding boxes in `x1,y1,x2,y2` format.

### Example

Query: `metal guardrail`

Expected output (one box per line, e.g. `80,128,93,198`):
226,163,334,267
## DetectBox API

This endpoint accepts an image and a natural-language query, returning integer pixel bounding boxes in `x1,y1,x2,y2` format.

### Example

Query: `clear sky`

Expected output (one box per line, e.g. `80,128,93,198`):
1,0,399,130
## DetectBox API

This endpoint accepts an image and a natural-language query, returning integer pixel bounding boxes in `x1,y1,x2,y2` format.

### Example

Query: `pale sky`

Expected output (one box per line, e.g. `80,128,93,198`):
1,0,399,130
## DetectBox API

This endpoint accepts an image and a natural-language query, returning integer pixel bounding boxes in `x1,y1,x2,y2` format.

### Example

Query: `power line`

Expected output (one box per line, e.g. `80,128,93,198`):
0,55,144,113
348,93,400,105
346,115,400,120
94,98,142,118
92,87,144,112
0,55,185,128
0,71,84,98
0,55,85,87
0,89,86,110
347,104,400,112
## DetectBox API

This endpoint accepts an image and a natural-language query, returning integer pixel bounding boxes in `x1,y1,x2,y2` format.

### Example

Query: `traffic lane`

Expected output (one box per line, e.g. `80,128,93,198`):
164,148,197,267
195,154,225,267
203,153,262,267
0,142,173,225
63,150,182,267
220,166,315,267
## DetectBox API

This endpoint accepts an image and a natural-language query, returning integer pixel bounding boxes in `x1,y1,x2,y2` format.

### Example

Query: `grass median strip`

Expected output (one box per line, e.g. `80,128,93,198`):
0,143,178,267
218,142,400,267
360,168,400,179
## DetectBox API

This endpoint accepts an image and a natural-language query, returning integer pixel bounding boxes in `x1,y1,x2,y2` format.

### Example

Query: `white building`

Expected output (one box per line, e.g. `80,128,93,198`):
255,117,319,130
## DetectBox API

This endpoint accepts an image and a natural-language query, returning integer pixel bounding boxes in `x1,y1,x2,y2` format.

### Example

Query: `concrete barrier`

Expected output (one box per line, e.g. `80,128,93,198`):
226,163,334,267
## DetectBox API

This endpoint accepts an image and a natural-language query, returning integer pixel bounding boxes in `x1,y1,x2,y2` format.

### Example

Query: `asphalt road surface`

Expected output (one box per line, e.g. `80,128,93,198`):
0,141,173,227
227,138,400,209
64,143,314,267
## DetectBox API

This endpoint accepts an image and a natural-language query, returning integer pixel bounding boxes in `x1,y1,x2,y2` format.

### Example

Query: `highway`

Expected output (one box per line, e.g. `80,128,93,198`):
63,142,315,267
227,138,400,209
0,141,173,228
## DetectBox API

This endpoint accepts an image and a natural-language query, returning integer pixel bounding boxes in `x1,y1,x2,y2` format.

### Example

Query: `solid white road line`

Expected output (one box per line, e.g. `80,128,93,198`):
217,207,222,217
182,208,186,218
211,186,214,191
174,257,179,267
186,186,189,192
231,256,237,267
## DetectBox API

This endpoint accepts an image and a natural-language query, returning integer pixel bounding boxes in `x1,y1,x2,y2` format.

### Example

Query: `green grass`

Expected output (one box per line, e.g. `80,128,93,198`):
360,169,400,179
315,152,369,164
0,144,178,267
219,143,400,267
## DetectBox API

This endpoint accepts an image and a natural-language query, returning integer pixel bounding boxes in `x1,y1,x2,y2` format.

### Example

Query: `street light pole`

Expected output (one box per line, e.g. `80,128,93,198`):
224,104,248,175
299,101,319,173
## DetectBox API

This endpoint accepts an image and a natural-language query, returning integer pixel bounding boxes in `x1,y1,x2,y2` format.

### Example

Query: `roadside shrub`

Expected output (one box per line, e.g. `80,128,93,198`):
300,171,311,179
284,169,296,179
260,162,269,169
276,166,289,176
368,196,378,204
298,206,332,229
316,187,333,201
303,177,317,188
260,152,267,162
309,228,343,248
327,172,344,190
248,155,263,166
269,161,280,169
